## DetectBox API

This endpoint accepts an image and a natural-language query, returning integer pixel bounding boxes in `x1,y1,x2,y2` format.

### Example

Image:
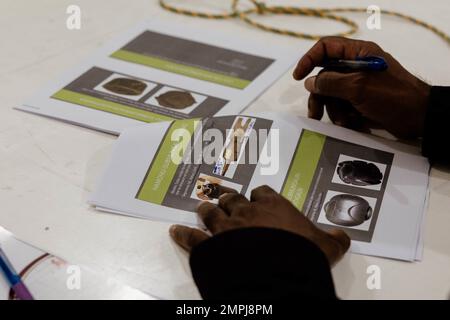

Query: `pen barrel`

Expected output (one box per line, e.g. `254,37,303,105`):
12,282,34,300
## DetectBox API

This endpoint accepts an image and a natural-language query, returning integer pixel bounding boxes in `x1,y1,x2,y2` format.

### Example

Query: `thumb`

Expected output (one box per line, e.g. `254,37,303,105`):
327,229,351,258
169,225,210,252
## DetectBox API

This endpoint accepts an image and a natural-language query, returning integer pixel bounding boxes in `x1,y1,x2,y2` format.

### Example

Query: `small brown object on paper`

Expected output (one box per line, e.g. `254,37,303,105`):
156,90,196,109
103,78,147,96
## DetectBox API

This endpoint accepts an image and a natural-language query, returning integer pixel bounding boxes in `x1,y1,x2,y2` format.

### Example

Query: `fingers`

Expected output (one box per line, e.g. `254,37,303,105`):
327,229,351,262
250,185,278,202
293,37,383,80
315,228,351,265
218,192,250,214
329,229,351,252
326,102,371,133
321,95,372,133
305,71,365,103
308,92,371,133
325,98,359,127
308,94,325,120
169,224,209,252
294,37,349,80
197,201,229,233
216,185,238,196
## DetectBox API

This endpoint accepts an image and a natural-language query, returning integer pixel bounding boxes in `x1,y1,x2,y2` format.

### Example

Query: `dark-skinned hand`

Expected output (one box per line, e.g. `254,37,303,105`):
293,37,431,139
170,185,350,266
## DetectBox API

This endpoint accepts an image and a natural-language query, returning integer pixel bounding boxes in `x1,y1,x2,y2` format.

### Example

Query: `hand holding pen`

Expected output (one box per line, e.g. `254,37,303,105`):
293,37,430,139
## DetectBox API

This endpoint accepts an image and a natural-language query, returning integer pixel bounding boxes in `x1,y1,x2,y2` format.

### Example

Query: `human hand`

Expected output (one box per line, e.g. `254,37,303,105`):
170,185,350,266
293,37,431,139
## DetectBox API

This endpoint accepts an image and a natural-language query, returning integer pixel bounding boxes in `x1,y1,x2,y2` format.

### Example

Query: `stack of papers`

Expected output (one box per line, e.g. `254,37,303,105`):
15,20,430,263
90,113,429,261
16,20,299,134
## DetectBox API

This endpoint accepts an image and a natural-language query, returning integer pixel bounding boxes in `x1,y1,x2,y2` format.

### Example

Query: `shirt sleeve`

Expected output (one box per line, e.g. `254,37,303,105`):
189,227,337,300
422,86,450,165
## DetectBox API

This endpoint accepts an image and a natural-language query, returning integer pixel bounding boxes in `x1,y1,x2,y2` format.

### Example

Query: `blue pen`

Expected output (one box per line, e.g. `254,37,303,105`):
0,247,34,300
323,56,388,71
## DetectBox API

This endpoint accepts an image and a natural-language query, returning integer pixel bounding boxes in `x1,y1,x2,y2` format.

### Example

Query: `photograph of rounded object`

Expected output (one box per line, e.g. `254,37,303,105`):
156,90,196,109
197,182,237,200
200,183,222,199
324,194,373,227
193,174,242,201
102,77,147,96
337,160,383,186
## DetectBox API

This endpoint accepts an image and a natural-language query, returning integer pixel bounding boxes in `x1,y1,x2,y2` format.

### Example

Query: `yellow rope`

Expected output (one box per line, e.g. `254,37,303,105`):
159,0,450,45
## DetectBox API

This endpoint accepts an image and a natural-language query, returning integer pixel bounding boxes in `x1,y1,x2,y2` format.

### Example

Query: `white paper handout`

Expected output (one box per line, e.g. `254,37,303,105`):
16,20,300,135
89,113,430,261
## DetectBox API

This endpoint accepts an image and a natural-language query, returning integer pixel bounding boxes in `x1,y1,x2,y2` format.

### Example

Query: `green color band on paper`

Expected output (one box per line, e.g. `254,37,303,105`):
111,49,251,89
281,130,326,210
137,119,199,204
52,89,174,123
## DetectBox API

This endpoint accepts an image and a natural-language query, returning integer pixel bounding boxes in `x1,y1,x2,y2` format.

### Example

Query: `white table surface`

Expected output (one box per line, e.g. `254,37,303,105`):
1,0,449,299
